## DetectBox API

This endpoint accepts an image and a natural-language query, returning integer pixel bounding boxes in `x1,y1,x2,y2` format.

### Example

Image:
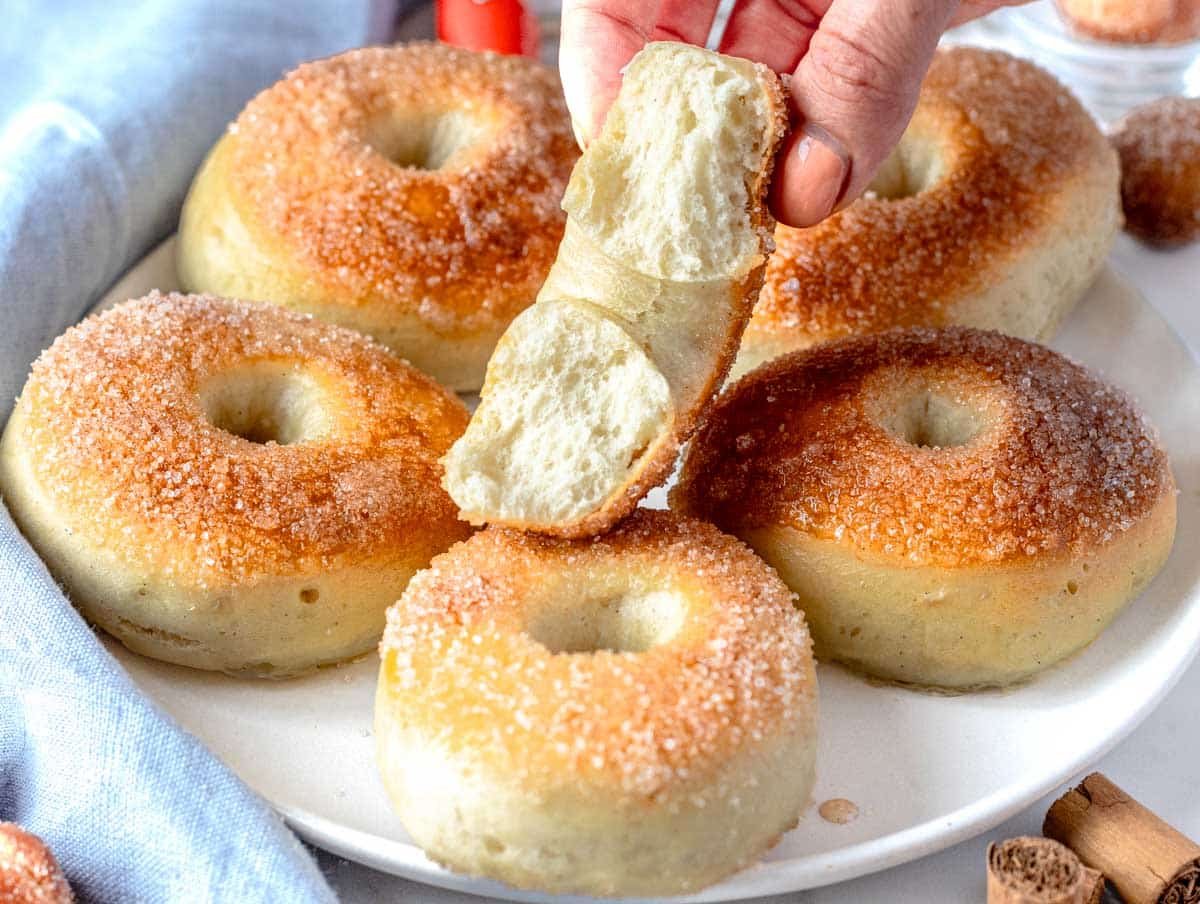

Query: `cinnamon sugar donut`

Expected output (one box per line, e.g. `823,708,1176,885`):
1112,97,1200,246
0,825,73,904
178,44,577,391
676,328,1177,688
1057,0,1176,42
375,510,818,896
0,293,471,677
734,48,1120,378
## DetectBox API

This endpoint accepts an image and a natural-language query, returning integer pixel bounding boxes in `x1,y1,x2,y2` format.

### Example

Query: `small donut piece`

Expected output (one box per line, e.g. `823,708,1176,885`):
1113,97,1200,246
375,510,818,896
0,824,73,904
675,328,1177,688
178,44,577,392
0,293,471,677
442,42,786,537
734,48,1120,378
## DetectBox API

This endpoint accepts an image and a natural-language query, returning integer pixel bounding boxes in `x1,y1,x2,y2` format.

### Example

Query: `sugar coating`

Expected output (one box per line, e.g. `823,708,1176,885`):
746,47,1113,343
223,43,577,335
1057,0,1199,44
11,293,469,588
0,824,73,904
1112,96,1200,246
379,510,817,802
675,327,1174,568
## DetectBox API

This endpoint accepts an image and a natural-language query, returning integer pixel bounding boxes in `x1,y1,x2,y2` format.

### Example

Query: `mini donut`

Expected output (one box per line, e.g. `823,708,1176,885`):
734,48,1120,378
0,293,471,677
178,44,578,392
1112,96,1200,246
0,824,73,904
675,328,1177,689
375,510,818,896
1056,0,1177,43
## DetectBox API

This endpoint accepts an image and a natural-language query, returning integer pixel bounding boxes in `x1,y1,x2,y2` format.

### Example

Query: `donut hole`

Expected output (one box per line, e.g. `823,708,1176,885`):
526,586,686,654
367,112,485,171
866,140,943,201
200,364,333,445
880,389,987,449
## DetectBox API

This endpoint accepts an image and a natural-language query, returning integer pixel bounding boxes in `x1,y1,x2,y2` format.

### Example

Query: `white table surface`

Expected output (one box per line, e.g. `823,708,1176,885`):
314,234,1200,904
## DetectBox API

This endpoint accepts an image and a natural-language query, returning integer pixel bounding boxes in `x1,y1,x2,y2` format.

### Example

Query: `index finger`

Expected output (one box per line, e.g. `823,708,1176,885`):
559,0,662,146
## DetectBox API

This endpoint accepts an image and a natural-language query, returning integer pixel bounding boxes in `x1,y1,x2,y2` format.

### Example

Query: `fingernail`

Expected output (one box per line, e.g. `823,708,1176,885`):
782,125,852,226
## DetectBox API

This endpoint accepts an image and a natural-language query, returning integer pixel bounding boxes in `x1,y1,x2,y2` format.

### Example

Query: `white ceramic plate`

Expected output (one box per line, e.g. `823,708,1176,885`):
98,240,1200,903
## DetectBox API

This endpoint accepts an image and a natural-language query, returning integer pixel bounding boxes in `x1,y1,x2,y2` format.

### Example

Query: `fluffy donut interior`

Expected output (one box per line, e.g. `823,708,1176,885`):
563,47,773,282
442,43,779,532
443,300,671,523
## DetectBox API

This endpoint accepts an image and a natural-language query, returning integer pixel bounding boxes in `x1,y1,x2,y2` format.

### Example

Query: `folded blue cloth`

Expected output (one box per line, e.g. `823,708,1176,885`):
0,3,392,900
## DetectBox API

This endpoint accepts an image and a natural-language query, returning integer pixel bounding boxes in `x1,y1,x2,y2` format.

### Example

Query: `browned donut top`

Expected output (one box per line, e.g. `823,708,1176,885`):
1113,96,1200,246
674,328,1173,568
11,293,470,588
225,43,578,333
379,510,816,801
747,47,1112,346
0,824,73,904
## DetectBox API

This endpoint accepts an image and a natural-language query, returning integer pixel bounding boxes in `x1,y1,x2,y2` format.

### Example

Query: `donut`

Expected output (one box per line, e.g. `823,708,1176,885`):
177,43,577,392
1056,0,1176,42
0,293,471,677
0,824,73,904
733,47,1120,379
1112,96,1200,246
442,42,786,537
674,328,1176,688
374,510,818,896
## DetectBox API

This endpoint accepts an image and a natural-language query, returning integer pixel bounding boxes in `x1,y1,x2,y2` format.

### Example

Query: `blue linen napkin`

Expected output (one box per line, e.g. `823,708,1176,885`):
0,2,394,900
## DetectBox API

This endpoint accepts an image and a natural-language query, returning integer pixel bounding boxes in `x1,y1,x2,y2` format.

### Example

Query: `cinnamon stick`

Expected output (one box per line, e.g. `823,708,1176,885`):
1044,772,1200,904
986,836,1104,904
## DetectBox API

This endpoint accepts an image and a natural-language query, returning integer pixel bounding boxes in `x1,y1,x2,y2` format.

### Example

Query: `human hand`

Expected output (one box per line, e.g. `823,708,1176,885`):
559,0,1027,227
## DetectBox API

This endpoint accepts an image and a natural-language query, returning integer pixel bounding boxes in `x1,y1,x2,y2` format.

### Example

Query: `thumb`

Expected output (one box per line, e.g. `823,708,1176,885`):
771,0,958,227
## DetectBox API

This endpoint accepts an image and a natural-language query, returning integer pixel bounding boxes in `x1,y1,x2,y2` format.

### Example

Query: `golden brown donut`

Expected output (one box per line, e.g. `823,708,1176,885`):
1112,96,1200,246
675,328,1177,688
0,293,471,677
734,48,1120,378
1057,0,1175,42
375,509,818,897
0,824,73,904
178,44,577,391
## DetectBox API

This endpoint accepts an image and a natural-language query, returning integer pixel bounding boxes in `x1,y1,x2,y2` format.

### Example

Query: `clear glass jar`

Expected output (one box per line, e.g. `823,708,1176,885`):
973,1,1200,124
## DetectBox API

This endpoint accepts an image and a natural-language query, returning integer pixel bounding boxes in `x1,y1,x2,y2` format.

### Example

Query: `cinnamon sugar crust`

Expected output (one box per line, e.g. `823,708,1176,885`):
740,47,1118,365
0,824,73,904
1113,96,1200,246
676,327,1173,569
379,509,816,799
223,43,576,335
6,292,469,588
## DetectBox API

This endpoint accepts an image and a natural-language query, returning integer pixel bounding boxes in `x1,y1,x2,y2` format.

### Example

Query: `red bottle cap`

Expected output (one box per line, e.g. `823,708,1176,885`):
436,0,541,56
